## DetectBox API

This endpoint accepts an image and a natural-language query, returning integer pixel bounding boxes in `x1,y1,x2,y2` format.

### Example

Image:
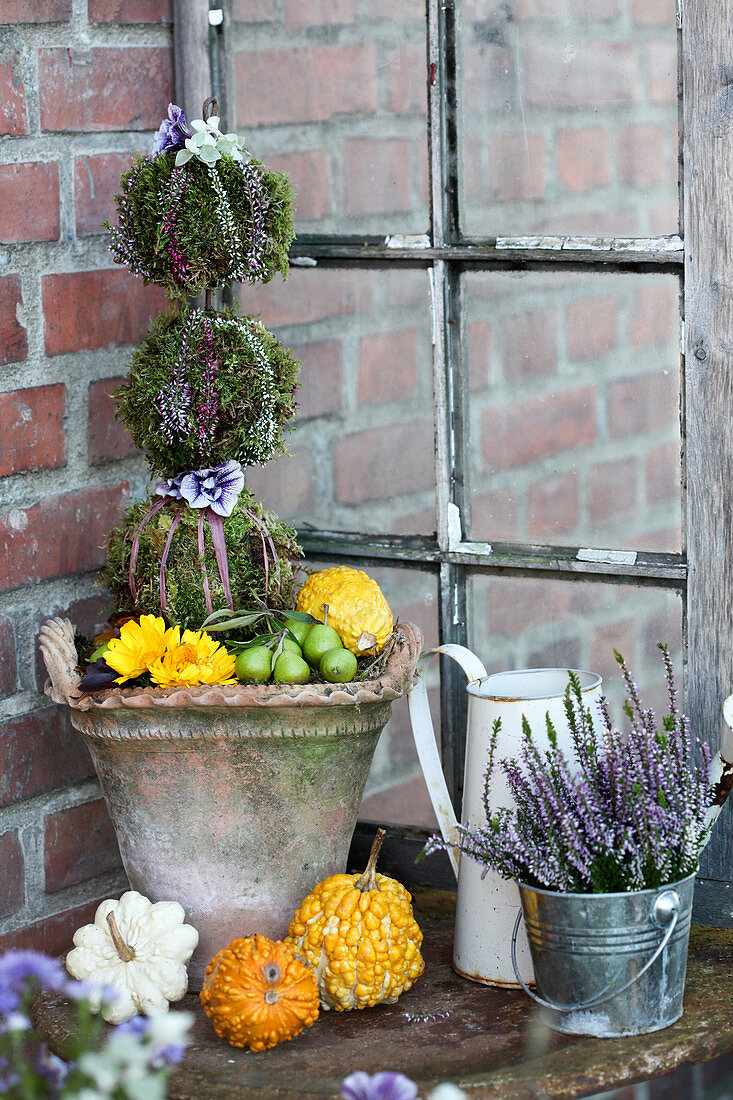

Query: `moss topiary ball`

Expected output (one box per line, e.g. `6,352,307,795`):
114,305,300,479
102,490,302,633
106,151,294,297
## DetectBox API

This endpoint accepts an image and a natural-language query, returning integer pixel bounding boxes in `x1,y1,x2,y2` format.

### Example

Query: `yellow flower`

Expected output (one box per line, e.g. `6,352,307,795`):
105,616,179,683
149,629,237,688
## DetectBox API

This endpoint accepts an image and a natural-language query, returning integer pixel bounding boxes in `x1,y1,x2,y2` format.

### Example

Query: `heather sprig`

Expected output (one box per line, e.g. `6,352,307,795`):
426,647,713,894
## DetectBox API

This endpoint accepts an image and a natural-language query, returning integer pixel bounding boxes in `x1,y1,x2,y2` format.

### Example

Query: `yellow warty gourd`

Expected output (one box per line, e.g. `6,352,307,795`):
295,566,394,655
286,830,424,1012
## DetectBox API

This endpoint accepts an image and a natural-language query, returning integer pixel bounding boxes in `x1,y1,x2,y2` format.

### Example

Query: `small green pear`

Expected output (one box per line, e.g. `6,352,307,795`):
273,652,311,684
320,648,358,684
302,623,343,668
235,646,272,684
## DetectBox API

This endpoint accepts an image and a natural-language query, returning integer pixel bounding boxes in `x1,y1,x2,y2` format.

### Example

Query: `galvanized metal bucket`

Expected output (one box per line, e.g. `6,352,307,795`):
511,872,696,1037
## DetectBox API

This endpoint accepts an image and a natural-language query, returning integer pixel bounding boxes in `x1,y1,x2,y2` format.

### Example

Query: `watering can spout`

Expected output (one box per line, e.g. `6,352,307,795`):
702,695,733,846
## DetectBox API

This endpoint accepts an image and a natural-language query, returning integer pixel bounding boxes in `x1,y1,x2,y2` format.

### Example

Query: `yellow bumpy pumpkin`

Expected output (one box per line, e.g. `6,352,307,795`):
295,566,394,655
286,829,424,1011
200,934,319,1051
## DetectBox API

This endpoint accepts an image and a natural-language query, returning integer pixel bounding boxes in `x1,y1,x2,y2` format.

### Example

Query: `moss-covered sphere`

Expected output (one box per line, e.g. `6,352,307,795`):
114,306,300,478
102,491,302,633
107,152,294,297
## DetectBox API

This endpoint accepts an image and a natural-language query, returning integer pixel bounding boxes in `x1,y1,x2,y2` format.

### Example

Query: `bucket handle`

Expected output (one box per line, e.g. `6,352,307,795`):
510,887,681,1013
407,645,488,880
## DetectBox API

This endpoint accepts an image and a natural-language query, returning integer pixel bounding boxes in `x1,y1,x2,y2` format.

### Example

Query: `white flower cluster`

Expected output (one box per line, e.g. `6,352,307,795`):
208,165,244,274
75,1012,192,1100
209,315,279,466
175,116,249,168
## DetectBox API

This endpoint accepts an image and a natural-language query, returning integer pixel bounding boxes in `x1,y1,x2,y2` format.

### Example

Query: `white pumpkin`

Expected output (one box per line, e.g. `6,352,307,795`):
66,890,199,1024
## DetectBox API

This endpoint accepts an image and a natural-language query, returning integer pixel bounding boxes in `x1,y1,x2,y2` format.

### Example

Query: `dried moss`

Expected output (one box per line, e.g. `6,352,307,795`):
107,151,295,297
114,305,300,479
102,491,303,632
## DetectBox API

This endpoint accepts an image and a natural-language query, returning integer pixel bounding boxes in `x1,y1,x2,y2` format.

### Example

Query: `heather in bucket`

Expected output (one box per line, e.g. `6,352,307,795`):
426,646,713,893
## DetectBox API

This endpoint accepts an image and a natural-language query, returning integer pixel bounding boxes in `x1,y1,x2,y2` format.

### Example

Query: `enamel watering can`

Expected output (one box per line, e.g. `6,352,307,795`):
408,646,602,987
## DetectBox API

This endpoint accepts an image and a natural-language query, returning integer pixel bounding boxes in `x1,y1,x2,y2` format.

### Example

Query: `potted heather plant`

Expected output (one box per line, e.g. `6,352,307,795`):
427,646,715,1037
39,99,422,989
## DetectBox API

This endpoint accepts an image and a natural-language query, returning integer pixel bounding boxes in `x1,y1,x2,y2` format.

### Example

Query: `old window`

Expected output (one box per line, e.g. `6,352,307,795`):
212,0,732,924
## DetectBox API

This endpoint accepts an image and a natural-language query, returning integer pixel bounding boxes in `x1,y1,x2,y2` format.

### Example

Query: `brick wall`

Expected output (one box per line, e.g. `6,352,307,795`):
0,1,171,950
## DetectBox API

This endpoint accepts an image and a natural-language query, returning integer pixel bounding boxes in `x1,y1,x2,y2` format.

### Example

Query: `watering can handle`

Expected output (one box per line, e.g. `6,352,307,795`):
510,888,681,1013
407,645,488,880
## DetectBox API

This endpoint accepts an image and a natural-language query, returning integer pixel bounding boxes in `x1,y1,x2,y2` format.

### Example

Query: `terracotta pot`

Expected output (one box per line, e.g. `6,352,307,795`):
40,619,422,987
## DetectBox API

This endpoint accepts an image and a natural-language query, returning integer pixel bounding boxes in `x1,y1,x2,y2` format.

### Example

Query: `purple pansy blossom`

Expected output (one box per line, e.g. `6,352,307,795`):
78,658,119,694
342,1071,419,1100
179,460,245,517
156,472,185,500
152,103,192,157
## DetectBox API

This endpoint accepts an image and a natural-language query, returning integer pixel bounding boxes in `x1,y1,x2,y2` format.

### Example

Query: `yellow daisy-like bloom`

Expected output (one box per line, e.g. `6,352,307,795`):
149,629,237,688
105,615,179,683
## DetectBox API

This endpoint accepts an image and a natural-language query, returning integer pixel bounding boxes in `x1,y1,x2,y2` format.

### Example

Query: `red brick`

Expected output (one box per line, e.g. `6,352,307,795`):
88,377,138,466
235,45,376,126
588,457,637,523
629,285,677,348
0,830,25,919
0,617,17,699
608,373,678,438
0,709,95,809
0,162,59,243
358,328,419,405
39,48,173,132
647,39,678,104
617,124,667,187
0,899,103,956
88,0,171,21
468,322,493,389
488,576,598,638
2,0,70,19
390,506,436,536
590,619,637,687
285,0,358,28
0,52,27,135
556,128,610,193
345,138,412,216
43,270,166,356
524,42,639,108
388,46,427,116
246,447,315,522
566,296,618,361
0,830,25,918
471,489,519,542
334,420,433,504
293,340,343,420
231,0,276,21
265,151,329,223
0,385,66,477
483,385,597,472
0,275,28,366
0,484,128,592
646,442,681,506
45,799,121,893
528,473,579,538
242,269,372,327
527,636,582,672
632,0,675,21
489,133,545,201
503,308,557,379
74,152,135,236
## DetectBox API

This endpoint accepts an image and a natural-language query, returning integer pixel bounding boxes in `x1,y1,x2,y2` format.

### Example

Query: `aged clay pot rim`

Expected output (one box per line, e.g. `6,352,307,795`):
63,621,423,712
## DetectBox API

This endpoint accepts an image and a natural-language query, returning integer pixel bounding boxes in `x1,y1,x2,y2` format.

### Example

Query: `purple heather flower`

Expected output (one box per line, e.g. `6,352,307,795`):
156,473,185,500
179,460,245,517
342,1072,419,1100
152,103,192,157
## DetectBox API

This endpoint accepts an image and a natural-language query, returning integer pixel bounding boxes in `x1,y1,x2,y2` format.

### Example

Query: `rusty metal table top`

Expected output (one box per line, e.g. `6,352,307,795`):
34,889,733,1100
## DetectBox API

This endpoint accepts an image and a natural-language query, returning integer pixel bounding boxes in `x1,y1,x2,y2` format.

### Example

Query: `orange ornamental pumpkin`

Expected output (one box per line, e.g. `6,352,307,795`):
200,934,319,1051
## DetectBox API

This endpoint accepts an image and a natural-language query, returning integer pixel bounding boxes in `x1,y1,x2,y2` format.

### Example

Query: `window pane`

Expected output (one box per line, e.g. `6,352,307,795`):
467,572,683,722
231,0,429,235
242,267,436,536
465,270,682,553
303,557,439,829
459,0,679,237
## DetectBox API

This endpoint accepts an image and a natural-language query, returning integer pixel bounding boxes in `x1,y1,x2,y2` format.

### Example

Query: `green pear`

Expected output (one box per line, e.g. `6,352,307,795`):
320,648,358,684
302,623,343,668
235,646,272,684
